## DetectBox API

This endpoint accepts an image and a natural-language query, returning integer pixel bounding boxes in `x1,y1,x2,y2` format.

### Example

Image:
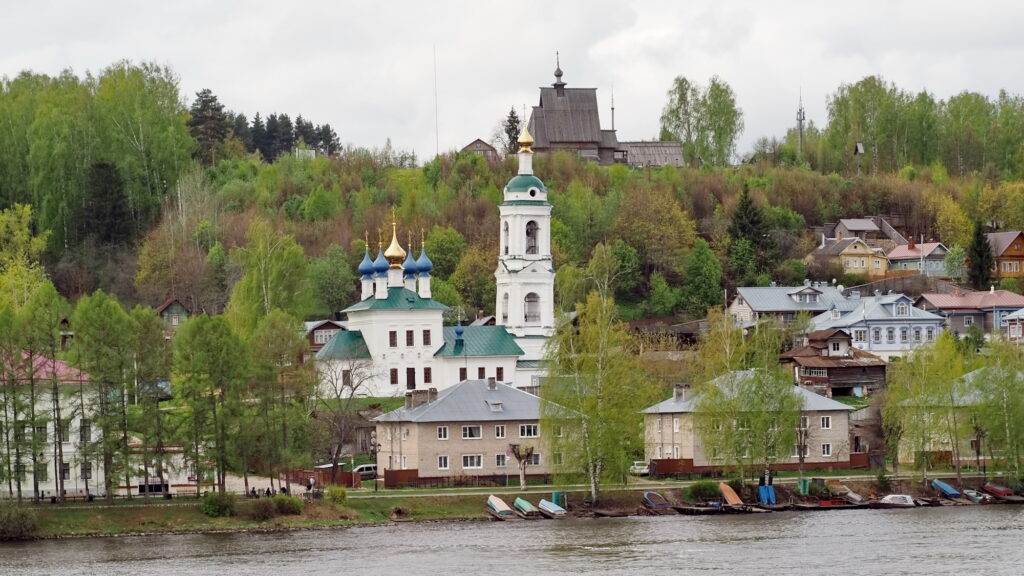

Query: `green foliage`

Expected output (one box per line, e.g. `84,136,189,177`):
199,491,236,517
303,185,340,221
325,485,348,506
645,271,679,317
967,221,994,290
660,75,744,167
0,204,49,310
875,468,892,492
944,244,966,280
0,502,38,540
247,498,277,521
687,480,720,501
188,88,229,166
997,277,1021,293
308,244,356,315
679,238,723,316
450,246,495,315
226,219,309,335
273,494,304,515
191,220,217,252
424,225,467,279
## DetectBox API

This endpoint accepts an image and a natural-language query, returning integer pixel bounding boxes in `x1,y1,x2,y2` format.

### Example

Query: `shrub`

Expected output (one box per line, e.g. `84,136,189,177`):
325,486,347,506
687,480,720,501
248,498,277,522
273,494,304,515
199,491,236,517
0,503,38,540
875,468,892,493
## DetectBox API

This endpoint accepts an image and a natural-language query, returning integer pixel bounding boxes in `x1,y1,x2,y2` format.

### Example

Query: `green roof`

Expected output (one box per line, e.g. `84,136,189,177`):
315,330,371,361
500,200,551,206
342,287,449,313
505,174,547,193
434,325,525,357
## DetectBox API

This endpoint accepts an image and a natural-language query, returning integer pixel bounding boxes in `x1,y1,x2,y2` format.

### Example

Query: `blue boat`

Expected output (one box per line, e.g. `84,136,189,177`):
931,479,961,499
487,495,516,520
538,498,567,518
642,491,672,514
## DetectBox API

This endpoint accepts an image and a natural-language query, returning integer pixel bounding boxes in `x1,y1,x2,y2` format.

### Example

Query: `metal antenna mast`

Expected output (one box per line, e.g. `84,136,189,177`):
796,88,806,165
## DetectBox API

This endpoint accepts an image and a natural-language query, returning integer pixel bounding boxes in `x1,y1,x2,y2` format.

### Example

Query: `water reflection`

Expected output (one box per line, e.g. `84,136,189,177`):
2,507,1024,575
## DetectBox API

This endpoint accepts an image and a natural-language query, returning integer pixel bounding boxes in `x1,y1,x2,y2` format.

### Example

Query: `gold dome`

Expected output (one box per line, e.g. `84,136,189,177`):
518,126,534,153
384,221,406,268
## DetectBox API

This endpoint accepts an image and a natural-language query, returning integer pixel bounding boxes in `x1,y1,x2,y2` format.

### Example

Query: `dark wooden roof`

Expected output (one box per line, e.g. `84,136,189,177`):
620,141,685,167
529,87,606,148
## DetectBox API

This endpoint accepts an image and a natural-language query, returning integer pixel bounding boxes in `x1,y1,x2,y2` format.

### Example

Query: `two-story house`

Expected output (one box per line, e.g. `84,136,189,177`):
809,292,945,360
642,374,853,474
373,379,549,486
987,231,1024,279
779,329,887,398
808,237,889,279
886,240,949,277
728,281,853,325
305,320,346,354
155,298,190,336
915,289,1024,337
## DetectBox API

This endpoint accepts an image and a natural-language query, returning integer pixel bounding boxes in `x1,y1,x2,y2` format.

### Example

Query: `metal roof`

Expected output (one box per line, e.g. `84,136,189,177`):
529,87,604,148
887,242,948,261
373,379,540,423
642,370,853,414
811,294,944,330
434,325,525,357
838,218,880,232
342,287,449,313
917,290,1024,312
734,284,854,314
620,141,685,167
314,330,371,361
986,231,1024,256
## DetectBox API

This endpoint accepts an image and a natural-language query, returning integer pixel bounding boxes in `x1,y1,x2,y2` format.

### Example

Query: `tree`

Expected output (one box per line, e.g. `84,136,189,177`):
645,272,679,317
680,238,723,316
83,162,132,245
944,244,966,281
967,221,994,290
660,75,744,166
129,305,172,498
729,185,774,274
314,356,379,486
500,107,521,156
450,245,496,316
187,89,229,165
308,244,356,316
423,225,467,279
0,205,49,311
542,252,662,502
973,340,1024,483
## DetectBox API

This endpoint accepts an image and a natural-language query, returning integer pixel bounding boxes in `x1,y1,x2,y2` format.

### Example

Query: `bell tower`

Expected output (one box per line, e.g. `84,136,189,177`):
495,127,555,356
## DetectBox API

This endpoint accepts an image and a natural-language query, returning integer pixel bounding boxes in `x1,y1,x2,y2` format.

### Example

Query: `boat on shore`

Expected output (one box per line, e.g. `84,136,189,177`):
963,489,995,504
981,483,1024,503
641,491,675,515
486,495,517,520
792,498,867,511
592,508,628,518
513,497,542,519
931,479,961,499
538,499,567,519
868,494,917,509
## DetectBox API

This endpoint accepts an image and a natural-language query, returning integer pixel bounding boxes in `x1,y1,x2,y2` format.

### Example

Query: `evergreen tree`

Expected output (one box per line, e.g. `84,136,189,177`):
680,238,724,316
501,107,521,155
251,113,268,161
187,88,229,165
276,113,295,155
967,221,994,290
728,185,774,276
293,115,318,149
84,162,132,245
232,113,253,152
263,114,280,162
317,124,340,156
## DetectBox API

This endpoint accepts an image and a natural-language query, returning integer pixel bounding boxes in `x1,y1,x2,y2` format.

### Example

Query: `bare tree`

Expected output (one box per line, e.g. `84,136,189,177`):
508,443,534,491
315,357,380,485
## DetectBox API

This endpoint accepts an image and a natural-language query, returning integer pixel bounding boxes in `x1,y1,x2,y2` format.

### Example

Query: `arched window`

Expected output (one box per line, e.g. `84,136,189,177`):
524,293,540,323
501,292,509,321
526,221,538,255
503,222,509,255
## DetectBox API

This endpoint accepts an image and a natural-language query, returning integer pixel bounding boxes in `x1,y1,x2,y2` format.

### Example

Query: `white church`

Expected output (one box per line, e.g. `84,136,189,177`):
316,129,555,397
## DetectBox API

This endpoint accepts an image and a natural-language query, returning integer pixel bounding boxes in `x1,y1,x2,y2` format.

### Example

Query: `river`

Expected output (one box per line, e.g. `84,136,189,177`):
2,506,1023,575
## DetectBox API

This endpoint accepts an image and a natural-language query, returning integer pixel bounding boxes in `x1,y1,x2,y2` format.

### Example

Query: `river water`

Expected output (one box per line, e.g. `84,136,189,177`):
3,506,1024,575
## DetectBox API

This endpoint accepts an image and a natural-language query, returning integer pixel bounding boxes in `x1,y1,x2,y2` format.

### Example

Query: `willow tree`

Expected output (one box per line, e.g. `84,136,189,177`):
541,243,662,503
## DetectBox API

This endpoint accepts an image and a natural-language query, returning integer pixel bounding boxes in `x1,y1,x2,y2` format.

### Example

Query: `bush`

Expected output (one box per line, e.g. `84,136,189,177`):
0,502,38,540
248,498,277,521
325,486,347,506
273,494,304,515
199,491,236,517
687,480,720,501
876,468,892,493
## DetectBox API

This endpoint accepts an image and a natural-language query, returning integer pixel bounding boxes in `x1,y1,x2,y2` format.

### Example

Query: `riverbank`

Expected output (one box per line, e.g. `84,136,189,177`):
21,473,1013,540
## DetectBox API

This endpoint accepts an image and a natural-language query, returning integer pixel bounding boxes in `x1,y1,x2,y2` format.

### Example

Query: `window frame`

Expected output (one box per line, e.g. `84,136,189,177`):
494,424,506,439
389,330,398,347
437,426,448,440
462,454,483,469
820,416,832,430
821,443,832,457
461,425,482,440
519,424,539,438
438,455,449,470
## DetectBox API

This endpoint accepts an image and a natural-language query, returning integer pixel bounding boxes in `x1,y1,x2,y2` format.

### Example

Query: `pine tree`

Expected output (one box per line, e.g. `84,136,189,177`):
232,113,253,152
967,221,994,290
728,185,774,277
501,107,521,155
251,113,267,161
680,238,724,315
187,89,229,165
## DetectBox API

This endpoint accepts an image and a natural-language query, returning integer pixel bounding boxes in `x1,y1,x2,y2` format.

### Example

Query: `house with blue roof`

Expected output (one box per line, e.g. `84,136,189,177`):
809,292,945,360
315,128,553,397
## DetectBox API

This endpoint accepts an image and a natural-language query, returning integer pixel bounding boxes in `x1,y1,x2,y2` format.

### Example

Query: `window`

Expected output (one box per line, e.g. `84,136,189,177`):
35,424,47,441
712,419,722,431
656,446,663,458
496,367,504,381
520,424,539,438
554,425,563,437
170,313,180,326
488,402,503,412
800,367,827,377
477,367,485,379
672,445,680,458
406,367,416,390
80,419,91,443
402,428,410,440
672,417,680,433
60,462,70,481
389,331,397,347
914,328,922,342
860,258,866,268
926,327,935,341
831,341,840,352
342,370,352,387
821,443,832,457
820,416,832,430
58,420,70,443
897,303,909,316
495,454,506,467
886,328,895,343
525,293,540,323
438,455,449,470
964,316,974,326
462,455,482,469
81,462,92,480
525,221,538,254
831,309,841,320
737,417,750,430
503,222,509,255
459,367,467,381
406,330,414,346
462,425,482,439
527,453,541,466
900,328,909,342
875,259,881,268
854,330,867,342
423,367,432,384
314,329,338,344
390,369,398,386
792,444,808,458
798,416,809,430
495,425,506,439
553,453,564,465
872,329,881,343
437,426,448,440
656,419,662,432
423,330,431,346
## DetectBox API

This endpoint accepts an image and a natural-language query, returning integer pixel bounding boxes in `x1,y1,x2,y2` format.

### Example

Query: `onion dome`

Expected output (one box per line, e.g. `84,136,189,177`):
384,222,406,268
403,248,418,277
416,246,433,276
518,126,534,154
455,319,464,341
372,247,388,275
358,248,374,278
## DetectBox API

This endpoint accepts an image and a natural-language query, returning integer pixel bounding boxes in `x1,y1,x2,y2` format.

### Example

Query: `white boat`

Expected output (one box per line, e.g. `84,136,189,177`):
538,498,567,518
868,494,917,509
486,495,515,520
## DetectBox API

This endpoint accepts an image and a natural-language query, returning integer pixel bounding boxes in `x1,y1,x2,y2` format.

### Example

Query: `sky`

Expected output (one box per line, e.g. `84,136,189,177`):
6,1,1024,162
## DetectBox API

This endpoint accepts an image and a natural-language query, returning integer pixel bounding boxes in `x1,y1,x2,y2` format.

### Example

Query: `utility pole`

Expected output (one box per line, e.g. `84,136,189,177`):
796,89,805,166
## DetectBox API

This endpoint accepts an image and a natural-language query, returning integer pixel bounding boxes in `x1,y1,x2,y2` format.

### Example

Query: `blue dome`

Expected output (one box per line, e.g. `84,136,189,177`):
455,321,464,340
416,247,433,276
358,249,375,277
372,248,388,275
403,250,418,277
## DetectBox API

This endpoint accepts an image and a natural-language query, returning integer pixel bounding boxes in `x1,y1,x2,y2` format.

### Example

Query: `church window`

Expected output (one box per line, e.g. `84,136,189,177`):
478,367,486,379
389,331,397,347
496,367,504,381
503,222,509,255
406,330,414,346
459,367,467,381
424,367,432,384
423,330,431,346
526,221,538,254
390,369,398,385
406,367,416,390
525,293,540,323
501,293,509,322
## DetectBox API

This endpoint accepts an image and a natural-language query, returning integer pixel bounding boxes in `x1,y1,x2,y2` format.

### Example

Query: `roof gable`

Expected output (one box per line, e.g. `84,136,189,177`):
987,231,1024,256
434,325,525,357
642,369,853,414
342,287,448,313
374,380,540,423
315,330,370,361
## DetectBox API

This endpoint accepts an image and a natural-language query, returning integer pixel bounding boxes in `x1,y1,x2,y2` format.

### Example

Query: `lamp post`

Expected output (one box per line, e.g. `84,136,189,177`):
370,431,381,492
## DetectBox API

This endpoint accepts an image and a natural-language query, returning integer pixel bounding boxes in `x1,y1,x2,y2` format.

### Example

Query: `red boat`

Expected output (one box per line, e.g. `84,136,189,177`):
981,483,1024,502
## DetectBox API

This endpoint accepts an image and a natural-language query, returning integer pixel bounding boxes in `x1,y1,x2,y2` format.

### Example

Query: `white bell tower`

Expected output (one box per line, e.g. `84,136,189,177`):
495,127,555,359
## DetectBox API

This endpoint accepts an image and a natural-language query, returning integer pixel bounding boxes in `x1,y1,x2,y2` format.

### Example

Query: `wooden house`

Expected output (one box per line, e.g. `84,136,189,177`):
987,231,1024,279
155,299,190,335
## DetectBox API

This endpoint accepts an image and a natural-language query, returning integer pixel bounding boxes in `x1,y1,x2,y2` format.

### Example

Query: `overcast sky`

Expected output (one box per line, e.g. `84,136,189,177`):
6,1,1024,161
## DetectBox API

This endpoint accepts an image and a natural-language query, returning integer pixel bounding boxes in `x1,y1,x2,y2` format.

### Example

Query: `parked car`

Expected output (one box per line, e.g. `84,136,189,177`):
351,464,378,480
629,461,649,476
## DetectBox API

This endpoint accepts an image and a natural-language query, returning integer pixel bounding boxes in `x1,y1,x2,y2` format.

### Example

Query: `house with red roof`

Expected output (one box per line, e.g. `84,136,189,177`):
886,239,948,277
779,329,887,398
915,288,1024,336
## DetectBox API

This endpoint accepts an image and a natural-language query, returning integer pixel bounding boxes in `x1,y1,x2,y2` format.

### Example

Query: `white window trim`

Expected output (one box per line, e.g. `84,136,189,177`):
519,424,539,438
494,425,506,439
462,454,483,469
437,426,448,440
438,455,449,470
461,425,482,440
821,443,832,457
820,416,832,430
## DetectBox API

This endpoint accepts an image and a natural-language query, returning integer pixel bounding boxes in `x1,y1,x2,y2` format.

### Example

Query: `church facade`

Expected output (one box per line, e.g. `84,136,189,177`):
316,130,553,397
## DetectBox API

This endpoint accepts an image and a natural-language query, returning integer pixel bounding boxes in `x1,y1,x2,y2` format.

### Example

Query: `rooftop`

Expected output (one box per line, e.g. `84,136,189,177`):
918,290,1024,311
374,379,540,423
434,325,525,357
342,287,449,313
642,370,853,414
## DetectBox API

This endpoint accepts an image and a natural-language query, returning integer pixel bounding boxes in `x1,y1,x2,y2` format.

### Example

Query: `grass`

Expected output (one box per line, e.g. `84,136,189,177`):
832,396,872,409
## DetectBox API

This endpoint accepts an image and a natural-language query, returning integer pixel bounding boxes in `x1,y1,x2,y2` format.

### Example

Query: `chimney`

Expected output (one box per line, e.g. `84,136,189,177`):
673,383,691,402
487,377,497,390
874,289,881,297
908,235,915,250
428,387,438,403
478,309,484,321
405,389,430,409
